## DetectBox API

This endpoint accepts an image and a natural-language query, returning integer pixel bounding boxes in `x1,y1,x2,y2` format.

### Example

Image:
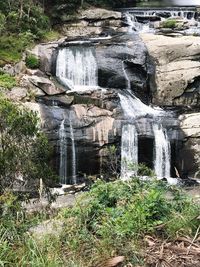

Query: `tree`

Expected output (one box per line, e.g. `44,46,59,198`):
0,96,56,193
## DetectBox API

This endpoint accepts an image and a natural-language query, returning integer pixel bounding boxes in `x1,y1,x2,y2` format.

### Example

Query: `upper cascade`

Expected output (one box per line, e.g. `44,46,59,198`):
123,7,200,34
56,46,98,91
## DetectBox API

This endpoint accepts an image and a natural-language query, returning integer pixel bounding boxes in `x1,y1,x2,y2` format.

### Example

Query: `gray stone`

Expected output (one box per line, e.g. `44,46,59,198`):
141,33,200,107
6,87,27,101
29,75,66,95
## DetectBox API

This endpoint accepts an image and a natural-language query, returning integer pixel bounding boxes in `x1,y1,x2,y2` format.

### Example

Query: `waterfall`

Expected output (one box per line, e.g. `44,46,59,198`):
153,124,171,178
119,91,164,119
121,124,138,180
59,119,67,184
122,61,131,89
69,117,77,184
56,46,98,91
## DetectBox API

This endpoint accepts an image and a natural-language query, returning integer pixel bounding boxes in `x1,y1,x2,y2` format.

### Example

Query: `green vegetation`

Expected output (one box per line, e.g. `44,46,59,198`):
25,55,40,69
42,30,61,42
0,177,199,266
0,1,50,66
0,96,56,193
161,19,177,29
59,179,199,265
0,72,17,89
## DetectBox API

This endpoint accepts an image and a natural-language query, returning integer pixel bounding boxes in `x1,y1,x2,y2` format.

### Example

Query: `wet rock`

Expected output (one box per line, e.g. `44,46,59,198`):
96,34,150,99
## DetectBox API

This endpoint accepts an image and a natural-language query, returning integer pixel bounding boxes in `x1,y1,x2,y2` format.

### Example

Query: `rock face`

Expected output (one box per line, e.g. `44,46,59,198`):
29,75,66,95
141,33,200,177
141,34,200,107
6,7,199,180
177,113,200,177
56,8,122,37
96,34,151,99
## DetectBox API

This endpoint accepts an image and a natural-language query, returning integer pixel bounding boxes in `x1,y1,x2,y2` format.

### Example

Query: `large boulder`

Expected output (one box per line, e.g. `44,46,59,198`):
177,113,200,177
29,42,61,74
96,34,151,100
29,75,66,95
141,34,200,107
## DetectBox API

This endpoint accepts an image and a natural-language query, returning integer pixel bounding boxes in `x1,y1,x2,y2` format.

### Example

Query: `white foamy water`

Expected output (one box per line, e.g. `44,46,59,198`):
153,124,171,178
56,47,98,91
121,124,138,180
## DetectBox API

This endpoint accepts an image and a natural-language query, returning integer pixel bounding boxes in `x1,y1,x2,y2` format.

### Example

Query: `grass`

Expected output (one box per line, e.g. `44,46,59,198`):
0,33,34,67
0,73,17,89
26,55,40,69
42,30,61,42
0,179,199,266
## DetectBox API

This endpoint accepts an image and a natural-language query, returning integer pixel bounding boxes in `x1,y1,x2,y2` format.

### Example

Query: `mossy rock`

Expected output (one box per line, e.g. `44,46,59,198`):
161,19,177,29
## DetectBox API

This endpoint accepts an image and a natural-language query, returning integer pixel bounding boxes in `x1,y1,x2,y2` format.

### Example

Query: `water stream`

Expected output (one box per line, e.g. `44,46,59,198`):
59,119,68,184
153,124,171,178
121,124,138,180
69,116,77,184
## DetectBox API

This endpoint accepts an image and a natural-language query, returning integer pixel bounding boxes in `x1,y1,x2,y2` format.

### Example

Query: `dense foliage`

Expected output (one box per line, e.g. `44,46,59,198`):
0,96,56,194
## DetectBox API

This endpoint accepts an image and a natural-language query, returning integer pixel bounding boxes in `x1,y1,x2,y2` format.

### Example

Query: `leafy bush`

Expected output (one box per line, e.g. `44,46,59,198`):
161,19,177,29
0,96,56,193
60,179,200,265
25,55,40,69
0,73,16,89
0,33,34,66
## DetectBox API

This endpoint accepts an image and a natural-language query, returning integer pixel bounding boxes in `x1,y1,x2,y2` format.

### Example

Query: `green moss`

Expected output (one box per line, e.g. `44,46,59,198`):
0,73,16,89
161,19,177,29
25,55,40,69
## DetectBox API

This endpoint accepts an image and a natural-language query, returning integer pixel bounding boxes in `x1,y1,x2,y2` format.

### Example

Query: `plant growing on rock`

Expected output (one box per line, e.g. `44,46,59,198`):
161,19,177,29
0,72,16,89
25,55,40,69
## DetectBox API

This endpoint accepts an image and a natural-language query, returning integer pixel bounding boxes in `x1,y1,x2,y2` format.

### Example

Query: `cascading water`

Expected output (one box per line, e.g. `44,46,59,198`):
59,119,68,184
124,12,153,33
153,124,171,178
119,61,171,179
121,124,138,180
69,117,77,184
56,46,98,91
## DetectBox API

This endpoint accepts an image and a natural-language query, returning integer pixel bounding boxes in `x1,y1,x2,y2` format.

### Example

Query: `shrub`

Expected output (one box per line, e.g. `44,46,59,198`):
0,73,16,89
59,179,200,265
25,55,40,69
0,96,56,193
161,19,177,29
0,33,34,66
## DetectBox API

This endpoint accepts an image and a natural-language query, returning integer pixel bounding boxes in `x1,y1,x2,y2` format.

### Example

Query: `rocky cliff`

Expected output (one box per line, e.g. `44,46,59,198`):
2,8,200,180
141,33,200,177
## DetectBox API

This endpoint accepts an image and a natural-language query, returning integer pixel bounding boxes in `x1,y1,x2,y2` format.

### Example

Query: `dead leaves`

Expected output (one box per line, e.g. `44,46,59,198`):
144,234,200,267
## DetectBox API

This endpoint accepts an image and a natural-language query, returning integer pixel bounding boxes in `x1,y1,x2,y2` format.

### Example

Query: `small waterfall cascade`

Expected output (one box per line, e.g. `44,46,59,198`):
59,119,68,184
122,61,131,89
56,46,98,91
121,124,138,180
119,91,164,119
124,12,152,33
123,8,199,34
153,124,171,178
69,116,77,184
127,9,198,20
